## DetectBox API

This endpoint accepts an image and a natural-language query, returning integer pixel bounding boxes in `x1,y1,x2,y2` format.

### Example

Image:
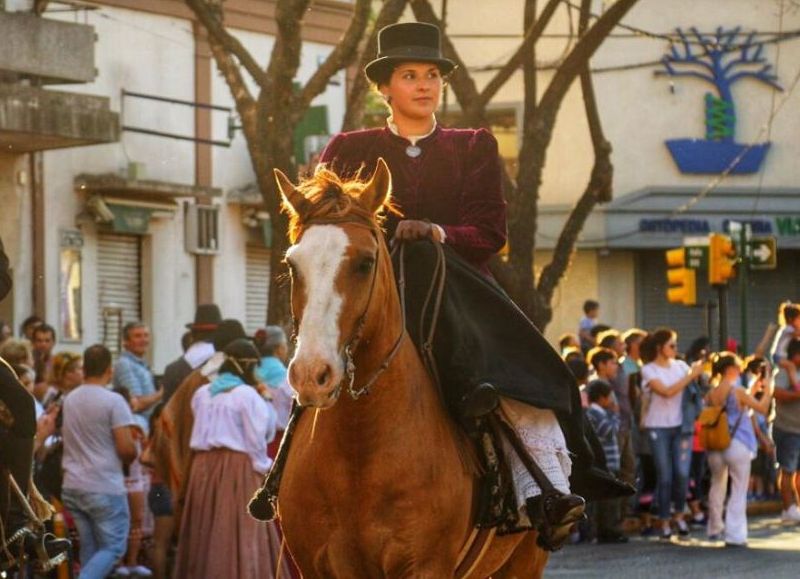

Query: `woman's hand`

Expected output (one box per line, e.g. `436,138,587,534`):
394,220,434,241
689,360,705,379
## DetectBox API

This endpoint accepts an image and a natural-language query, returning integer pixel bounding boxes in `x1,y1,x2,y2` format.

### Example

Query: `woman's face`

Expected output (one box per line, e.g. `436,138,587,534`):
660,337,678,359
63,361,83,390
381,62,442,122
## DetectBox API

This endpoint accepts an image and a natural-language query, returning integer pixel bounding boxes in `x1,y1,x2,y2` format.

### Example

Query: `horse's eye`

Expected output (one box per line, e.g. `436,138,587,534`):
356,257,375,275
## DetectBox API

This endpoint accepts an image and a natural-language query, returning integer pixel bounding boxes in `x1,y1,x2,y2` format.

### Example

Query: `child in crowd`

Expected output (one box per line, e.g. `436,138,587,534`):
113,386,152,578
585,380,627,543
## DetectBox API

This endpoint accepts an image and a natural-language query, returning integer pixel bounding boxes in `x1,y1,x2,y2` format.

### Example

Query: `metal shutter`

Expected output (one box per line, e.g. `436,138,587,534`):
245,245,271,334
97,233,142,356
637,249,800,351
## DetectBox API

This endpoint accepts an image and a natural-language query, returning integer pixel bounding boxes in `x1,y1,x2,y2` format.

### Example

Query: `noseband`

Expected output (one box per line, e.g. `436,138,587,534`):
291,218,407,400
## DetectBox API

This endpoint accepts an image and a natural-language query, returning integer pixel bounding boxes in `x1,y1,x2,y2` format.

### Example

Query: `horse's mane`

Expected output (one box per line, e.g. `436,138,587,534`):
285,165,399,244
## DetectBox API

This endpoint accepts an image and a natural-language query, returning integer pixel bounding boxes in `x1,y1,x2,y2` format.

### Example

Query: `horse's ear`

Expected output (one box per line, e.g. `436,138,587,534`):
360,158,392,214
274,169,310,219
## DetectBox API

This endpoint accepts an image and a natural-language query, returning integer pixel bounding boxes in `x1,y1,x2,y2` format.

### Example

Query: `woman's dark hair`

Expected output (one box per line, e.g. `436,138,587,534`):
219,338,261,386
640,328,676,364
780,303,800,325
370,64,396,88
711,351,741,377
685,336,711,363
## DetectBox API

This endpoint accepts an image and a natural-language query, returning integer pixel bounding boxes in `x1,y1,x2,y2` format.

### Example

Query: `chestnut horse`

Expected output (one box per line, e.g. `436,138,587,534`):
274,159,548,578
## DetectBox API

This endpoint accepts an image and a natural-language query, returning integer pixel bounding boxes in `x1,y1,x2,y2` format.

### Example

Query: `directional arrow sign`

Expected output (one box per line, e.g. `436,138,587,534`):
747,236,777,270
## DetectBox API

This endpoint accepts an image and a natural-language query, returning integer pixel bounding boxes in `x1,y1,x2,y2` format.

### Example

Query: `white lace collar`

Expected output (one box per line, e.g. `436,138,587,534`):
386,115,437,146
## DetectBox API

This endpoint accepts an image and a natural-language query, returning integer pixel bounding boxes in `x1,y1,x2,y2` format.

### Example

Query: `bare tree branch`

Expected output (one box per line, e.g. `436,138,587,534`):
185,0,269,87
536,0,614,306
535,0,639,125
295,0,373,120
342,0,410,131
476,0,562,111
266,0,312,92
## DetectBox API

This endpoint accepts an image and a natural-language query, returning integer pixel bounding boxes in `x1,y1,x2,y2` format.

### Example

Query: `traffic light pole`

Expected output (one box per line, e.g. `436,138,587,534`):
705,300,716,342
739,225,750,354
715,284,728,351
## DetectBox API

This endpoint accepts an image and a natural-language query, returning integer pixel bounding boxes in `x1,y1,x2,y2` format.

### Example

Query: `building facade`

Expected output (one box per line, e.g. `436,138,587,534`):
0,0,352,371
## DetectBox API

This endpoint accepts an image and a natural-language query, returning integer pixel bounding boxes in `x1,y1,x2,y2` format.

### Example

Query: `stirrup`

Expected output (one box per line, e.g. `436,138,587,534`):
527,492,586,552
31,532,71,572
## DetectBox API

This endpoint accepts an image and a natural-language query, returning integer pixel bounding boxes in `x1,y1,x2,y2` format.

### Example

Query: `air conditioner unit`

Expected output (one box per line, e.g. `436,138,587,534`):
185,204,220,255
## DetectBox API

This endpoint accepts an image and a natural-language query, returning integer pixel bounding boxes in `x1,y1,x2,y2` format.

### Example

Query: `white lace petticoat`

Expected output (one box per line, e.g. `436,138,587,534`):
499,397,572,527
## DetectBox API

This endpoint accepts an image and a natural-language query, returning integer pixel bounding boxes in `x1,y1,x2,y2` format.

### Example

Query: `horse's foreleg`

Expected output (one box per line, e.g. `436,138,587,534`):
491,531,549,579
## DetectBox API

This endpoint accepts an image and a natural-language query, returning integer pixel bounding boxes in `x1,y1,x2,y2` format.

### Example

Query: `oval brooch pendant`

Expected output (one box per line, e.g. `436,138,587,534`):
405,145,422,158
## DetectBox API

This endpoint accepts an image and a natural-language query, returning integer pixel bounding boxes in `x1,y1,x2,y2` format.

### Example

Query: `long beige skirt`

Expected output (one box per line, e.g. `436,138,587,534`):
174,449,291,579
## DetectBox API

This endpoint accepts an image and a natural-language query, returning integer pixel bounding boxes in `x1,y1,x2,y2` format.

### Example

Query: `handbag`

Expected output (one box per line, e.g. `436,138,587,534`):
698,394,744,451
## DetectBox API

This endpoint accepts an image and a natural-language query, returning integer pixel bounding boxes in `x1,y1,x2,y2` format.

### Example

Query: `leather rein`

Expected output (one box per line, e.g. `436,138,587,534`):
291,218,408,400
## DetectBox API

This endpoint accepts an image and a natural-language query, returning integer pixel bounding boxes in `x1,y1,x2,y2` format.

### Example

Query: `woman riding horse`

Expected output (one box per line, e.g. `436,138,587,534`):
251,22,630,551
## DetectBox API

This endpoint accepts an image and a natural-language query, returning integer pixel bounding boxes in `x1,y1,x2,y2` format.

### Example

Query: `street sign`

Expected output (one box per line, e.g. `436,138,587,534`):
747,236,777,270
685,245,708,270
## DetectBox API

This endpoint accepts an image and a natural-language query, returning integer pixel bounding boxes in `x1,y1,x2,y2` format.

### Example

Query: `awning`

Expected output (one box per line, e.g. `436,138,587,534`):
76,173,221,235
535,187,800,250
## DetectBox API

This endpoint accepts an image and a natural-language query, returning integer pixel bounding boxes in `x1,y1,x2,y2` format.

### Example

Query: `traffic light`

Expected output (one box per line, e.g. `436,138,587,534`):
708,233,736,285
665,248,696,306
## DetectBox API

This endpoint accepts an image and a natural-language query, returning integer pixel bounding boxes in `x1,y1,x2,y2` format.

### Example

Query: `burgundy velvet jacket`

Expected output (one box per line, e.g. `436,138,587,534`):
318,126,507,274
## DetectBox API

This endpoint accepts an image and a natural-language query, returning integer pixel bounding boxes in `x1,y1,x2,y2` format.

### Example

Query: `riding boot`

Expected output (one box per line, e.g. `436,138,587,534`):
248,405,305,521
489,413,586,551
460,383,500,419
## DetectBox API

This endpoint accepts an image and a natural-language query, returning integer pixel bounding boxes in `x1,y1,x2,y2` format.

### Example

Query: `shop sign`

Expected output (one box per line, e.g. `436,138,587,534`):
638,217,799,238
658,26,782,175
775,217,800,236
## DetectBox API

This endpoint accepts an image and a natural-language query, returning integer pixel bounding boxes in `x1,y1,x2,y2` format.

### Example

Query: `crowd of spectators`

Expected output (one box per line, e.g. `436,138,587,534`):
0,307,296,578
563,299,800,548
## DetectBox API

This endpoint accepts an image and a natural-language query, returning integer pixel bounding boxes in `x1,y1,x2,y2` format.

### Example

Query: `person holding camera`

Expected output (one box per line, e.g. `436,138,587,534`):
705,352,772,547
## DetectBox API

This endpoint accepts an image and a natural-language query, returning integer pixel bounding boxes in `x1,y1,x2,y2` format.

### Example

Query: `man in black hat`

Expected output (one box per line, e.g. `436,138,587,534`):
0,237,70,570
160,304,222,404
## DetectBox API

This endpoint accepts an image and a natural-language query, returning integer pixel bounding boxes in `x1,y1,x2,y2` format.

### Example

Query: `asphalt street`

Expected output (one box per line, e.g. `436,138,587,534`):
546,516,800,578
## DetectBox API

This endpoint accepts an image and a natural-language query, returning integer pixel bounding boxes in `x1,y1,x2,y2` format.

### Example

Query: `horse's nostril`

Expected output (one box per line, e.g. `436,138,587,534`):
316,365,331,387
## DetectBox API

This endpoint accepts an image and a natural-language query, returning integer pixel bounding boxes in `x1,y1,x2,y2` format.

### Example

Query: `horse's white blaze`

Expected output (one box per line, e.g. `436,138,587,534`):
287,226,349,376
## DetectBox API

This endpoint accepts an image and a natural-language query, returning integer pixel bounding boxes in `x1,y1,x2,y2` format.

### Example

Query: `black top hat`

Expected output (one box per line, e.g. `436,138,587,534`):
365,22,456,83
186,303,223,331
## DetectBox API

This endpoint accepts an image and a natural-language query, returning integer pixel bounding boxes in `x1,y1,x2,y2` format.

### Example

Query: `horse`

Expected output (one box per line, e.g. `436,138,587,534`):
273,159,549,578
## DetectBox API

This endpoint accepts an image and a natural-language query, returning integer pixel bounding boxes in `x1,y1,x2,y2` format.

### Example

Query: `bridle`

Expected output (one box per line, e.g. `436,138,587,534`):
290,217,407,400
